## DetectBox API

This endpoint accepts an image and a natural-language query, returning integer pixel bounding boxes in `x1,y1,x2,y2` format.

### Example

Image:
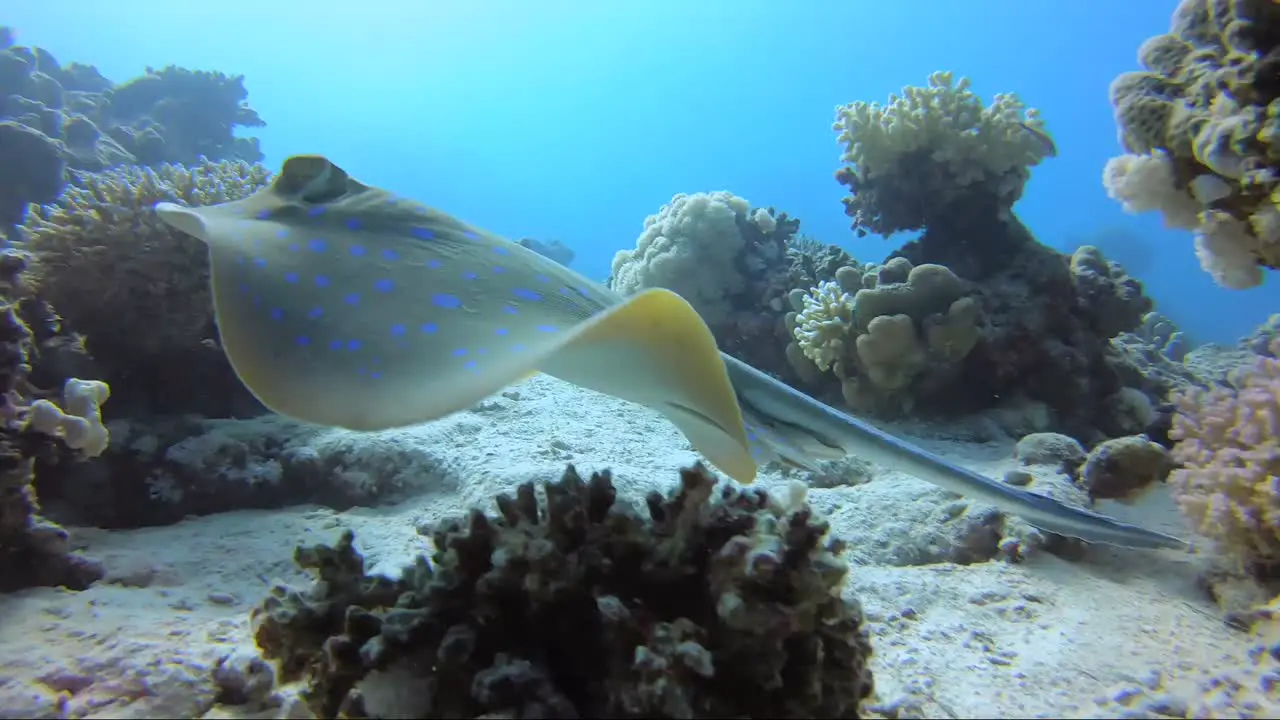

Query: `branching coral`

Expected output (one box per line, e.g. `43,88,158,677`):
1170,341,1280,575
832,71,1055,237
1102,0,1280,289
251,464,874,719
19,158,269,415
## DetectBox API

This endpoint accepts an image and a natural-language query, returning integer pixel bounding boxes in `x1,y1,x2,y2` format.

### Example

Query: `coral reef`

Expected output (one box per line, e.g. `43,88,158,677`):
833,70,1055,239
35,415,448,529
0,251,110,592
785,257,980,415
252,464,874,718
1101,0,1280,288
819,74,1164,437
19,158,271,417
0,26,265,235
1170,339,1280,578
608,190,817,378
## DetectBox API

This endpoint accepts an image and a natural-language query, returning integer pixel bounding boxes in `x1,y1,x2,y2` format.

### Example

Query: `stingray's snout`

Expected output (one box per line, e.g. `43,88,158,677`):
154,202,208,241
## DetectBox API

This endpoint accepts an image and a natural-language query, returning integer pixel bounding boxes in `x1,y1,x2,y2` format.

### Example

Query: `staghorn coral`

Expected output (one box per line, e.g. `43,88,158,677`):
251,464,874,719
1102,0,1280,288
1170,340,1280,576
833,71,1055,238
785,257,980,416
20,158,270,417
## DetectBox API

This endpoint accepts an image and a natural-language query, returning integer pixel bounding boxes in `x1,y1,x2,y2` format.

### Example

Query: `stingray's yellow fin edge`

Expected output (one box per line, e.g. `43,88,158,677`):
561,288,756,484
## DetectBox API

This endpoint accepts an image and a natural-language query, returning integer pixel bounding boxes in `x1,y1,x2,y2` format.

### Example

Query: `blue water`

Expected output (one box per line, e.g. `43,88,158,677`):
9,0,1277,343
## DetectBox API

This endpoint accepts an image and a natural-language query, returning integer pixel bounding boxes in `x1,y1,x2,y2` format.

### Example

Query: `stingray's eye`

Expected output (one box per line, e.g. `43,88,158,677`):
278,155,351,205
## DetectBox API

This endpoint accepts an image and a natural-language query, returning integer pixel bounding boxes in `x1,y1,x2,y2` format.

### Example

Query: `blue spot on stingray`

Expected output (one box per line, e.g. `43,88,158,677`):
477,348,489,356
237,283,249,295
381,249,399,261
235,256,246,265
494,246,509,256
308,307,324,320
289,243,301,252
285,272,300,284
253,258,266,268
426,259,442,269
433,293,462,309
307,238,327,252
410,227,434,241
502,305,519,315
270,308,284,322
462,272,477,281
315,275,331,288
255,209,273,220
513,288,541,301
535,274,552,284
374,278,394,293
296,335,312,346
537,324,558,333
420,322,438,334
464,360,479,370
308,206,325,217
252,296,262,307
349,245,367,257
512,344,527,352
492,266,506,274
495,328,509,336
345,218,362,231
370,371,382,379
390,323,406,337
328,339,343,351
452,348,468,357
275,229,289,239
344,293,360,305
347,340,362,351
559,286,573,296
463,230,479,240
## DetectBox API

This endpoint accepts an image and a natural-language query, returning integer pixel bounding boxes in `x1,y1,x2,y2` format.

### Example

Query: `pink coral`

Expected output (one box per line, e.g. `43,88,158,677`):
1170,342,1280,573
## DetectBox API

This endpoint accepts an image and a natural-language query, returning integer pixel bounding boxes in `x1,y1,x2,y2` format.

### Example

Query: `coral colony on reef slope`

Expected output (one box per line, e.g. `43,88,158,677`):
0,0,1278,716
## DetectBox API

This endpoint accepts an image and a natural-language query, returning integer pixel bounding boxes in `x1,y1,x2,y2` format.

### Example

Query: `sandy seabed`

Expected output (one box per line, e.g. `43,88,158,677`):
0,374,1274,719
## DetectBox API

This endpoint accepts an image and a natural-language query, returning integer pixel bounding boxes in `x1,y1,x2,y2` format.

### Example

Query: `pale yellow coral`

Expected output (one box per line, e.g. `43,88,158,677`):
791,280,853,372
27,378,111,458
833,70,1053,189
1103,0,1280,287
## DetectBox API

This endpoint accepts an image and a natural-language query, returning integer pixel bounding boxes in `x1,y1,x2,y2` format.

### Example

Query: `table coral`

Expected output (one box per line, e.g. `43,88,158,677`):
251,464,874,718
832,70,1054,238
1102,0,1280,289
1170,339,1280,578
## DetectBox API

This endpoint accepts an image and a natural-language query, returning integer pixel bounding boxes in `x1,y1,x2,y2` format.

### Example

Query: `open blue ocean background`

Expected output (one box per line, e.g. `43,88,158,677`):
10,0,1277,344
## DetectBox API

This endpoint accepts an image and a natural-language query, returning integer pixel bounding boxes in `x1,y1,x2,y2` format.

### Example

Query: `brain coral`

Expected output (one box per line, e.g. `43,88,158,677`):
610,191,752,325
832,71,1055,237
1102,0,1280,289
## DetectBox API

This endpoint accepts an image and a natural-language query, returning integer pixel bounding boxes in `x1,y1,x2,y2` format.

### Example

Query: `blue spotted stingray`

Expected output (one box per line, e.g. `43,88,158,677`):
155,155,1188,552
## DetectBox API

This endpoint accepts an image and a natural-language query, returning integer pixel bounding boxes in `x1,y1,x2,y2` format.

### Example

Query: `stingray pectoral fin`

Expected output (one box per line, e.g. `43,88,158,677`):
154,203,209,241
537,288,757,485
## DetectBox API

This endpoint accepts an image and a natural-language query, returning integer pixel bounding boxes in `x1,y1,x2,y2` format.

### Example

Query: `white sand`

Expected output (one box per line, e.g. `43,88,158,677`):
0,374,1274,719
